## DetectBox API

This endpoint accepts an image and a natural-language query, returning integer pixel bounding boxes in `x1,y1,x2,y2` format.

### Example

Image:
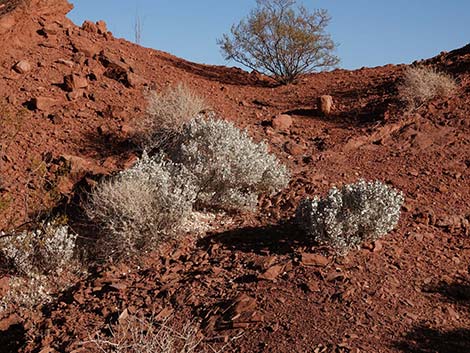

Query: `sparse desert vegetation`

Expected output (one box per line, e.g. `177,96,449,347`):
135,84,208,151
218,0,339,83
1,0,470,352
398,65,457,109
174,116,290,212
296,180,404,253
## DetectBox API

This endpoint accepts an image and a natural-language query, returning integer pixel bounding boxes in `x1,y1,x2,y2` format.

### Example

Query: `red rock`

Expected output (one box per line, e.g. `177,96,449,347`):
96,20,108,34
232,294,256,316
118,308,129,323
258,264,284,281
305,280,320,292
272,114,292,131
0,15,16,35
60,154,108,179
64,74,88,92
301,253,329,267
285,141,304,156
13,60,31,73
41,23,59,36
66,89,85,101
81,20,98,33
126,72,144,88
71,37,100,57
32,96,57,111
155,307,174,321
373,240,383,252
56,58,74,67
0,314,21,331
318,95,333,115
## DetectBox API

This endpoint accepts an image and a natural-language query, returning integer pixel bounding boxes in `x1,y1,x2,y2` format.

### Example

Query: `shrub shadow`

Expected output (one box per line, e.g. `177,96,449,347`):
199,221,313,256
395,326,470,353
331,79,400,125
155,54,278,88
397,278,470,352
0,323,27,353
79,130,138,160
425,280,470,308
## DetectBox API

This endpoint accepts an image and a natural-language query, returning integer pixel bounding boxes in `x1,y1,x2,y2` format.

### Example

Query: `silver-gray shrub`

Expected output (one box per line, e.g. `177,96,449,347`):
0,220,77,276
296,180,404,253
86,153,197,259
174,117,290,212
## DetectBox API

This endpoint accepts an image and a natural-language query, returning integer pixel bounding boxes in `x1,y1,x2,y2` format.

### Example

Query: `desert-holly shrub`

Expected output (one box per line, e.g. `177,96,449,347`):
86,153,197,259
0,220,77,276
174,117,290,212
218,0,339,84
398,66,457,109
0,220,83,312
296,180,403,253
135,84,208,151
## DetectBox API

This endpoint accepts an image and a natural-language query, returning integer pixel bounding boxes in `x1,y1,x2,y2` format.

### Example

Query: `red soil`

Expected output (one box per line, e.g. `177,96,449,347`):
0,1,469,352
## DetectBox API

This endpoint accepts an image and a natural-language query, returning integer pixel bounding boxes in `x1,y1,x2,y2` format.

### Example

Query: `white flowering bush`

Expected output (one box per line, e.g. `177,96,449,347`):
0,220,77,276
86,153,197,259
174,117,290,212
296,180,404,253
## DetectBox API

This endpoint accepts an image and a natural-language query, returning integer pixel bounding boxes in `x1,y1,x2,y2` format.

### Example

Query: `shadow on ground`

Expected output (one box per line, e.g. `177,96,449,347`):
0,323,26,353
397,277,470,352
156,54,278,88
199,221,314,256
396,326,470,353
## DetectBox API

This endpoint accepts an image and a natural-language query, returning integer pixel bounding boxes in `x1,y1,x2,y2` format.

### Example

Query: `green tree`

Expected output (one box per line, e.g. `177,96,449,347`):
218,0,339,84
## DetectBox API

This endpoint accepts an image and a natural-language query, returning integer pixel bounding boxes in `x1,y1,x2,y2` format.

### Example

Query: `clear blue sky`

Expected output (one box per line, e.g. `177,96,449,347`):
67,1,470,70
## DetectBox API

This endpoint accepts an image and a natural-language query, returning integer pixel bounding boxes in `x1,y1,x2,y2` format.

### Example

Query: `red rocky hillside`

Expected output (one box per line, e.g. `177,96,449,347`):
0,0,470,352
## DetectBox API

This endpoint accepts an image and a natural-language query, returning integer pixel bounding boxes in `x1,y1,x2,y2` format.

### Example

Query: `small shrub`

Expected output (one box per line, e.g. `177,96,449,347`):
0,220,82,312
174,117,290,212
218,0,339,84
398,66,457,109
135,84,208,151
296,180,403,253
86,153,196,259
0,275,53,312
0,220,77,276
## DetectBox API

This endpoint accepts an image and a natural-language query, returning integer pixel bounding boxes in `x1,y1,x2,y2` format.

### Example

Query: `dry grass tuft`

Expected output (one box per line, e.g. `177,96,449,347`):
84,316,203,353
398,66,457,109
134,84,208,151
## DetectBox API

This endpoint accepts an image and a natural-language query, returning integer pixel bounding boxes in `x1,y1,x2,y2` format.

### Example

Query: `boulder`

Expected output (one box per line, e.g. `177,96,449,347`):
32,96,57,111
272,114,292,131
63,74,88,92
318,95,333,115
126,72,144,88
96,20,108,34
13,60,31,73
301,253,329,267
71,37,100,58
81,20,98,33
